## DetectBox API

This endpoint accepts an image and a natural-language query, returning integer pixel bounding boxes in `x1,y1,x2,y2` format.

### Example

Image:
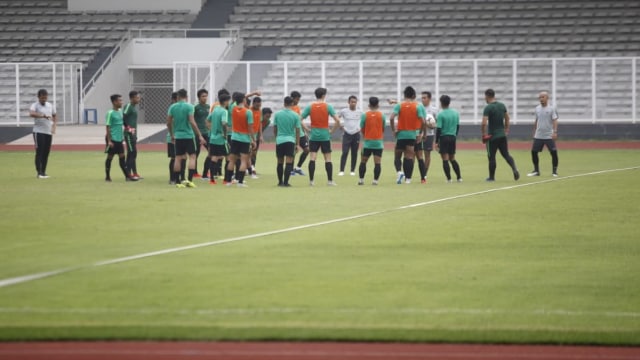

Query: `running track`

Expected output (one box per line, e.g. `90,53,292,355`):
1,342,639,360
2,140,638,359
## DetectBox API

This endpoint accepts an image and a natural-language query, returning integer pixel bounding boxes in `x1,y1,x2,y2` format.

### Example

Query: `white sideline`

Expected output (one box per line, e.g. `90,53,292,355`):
0,166,637,289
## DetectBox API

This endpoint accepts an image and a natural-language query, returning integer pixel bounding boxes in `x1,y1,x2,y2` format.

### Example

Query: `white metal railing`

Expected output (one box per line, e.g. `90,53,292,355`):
174,57,639,124
0,63,83,126
81,30,132,98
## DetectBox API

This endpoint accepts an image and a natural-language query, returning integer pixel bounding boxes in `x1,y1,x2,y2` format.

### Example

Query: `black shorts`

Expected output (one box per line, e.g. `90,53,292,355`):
167,142,175,158
414,139,424,151
229,140,251,155
309,140,331,153
276,142,296,158
395,138,416,150
209,143,228,157
298,135,309,149
438,135,457,155
532,138,557,152
423,135,435,151
105,141,125,155
362,148,383,157
175,138,196,156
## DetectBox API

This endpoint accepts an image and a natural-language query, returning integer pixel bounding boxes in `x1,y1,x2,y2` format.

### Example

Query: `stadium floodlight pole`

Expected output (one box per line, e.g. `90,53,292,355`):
592,58,596,124
321,61,326,88
15,64,20,126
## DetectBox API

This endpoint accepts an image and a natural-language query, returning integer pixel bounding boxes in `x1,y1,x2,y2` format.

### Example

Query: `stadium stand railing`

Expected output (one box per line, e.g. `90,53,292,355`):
175,58,638,124
0,62,83,126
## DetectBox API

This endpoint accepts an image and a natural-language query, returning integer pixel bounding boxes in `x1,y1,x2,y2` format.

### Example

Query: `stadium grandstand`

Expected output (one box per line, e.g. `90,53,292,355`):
1,0,639,140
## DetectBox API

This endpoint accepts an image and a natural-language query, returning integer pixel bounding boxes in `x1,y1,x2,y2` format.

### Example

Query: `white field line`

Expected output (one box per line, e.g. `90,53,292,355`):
0,306,638,319
0,166,637,289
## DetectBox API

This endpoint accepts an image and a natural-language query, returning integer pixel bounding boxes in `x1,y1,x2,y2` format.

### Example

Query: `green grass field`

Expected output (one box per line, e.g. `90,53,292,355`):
0,147,639,345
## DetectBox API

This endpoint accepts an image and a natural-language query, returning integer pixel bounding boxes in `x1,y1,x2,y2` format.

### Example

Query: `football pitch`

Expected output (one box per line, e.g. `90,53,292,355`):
0,147,639,345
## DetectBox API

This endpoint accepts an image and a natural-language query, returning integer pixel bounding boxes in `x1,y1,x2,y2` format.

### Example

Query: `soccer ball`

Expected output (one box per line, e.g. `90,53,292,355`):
426,114,436,129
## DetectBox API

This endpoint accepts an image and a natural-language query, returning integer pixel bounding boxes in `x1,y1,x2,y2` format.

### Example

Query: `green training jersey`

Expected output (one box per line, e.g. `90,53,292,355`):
194,103,210,136
483,101,508,138
392,102,426,140
208,106,228,145
437,108,460,137
168,100,195,140
105,109,124,142
227,102,236,134
122,103,138,132
300,103,336,142
273,108,300,145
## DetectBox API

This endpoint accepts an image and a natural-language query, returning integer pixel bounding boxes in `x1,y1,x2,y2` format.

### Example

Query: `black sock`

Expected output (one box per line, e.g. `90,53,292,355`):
325,161,333,181
551,150,558,172
180,159,186,181
424,157,430,178
394,154,402,172
489,161,496,179
532,151,539,172
235,159,241,174
217,159,223,176
284,163,293,184
277,163,284,184
224,161,233,183
507,155,517,172
174,171,181,182
359,162,366,179
442,160,451,180
374,163,381,180
251,156,257,169
418,159,426,179
309,160,316,181
188,169,195,181
209,160,218,180
451,160,461,180
203,157,211,178
119,157,128,178
297,151,308,168
236,169,246,184
403,158,414,180
105,157,113,179
169,159,175,182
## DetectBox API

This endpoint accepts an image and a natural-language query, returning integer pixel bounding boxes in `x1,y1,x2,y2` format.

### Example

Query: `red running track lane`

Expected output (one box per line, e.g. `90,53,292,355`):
1,141,640,152
1,342,639,360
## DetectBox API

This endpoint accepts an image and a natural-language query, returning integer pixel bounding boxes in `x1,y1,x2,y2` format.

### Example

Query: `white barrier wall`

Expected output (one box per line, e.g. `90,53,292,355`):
131,38,232,66
68,0,202,14
83,37,240,124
